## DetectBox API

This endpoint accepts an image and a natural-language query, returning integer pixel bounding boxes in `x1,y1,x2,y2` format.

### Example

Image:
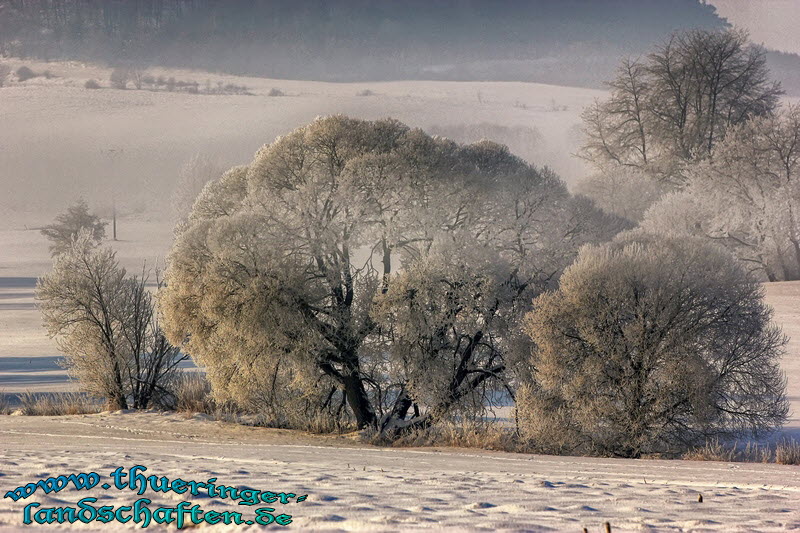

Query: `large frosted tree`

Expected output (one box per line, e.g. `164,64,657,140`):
160,116,625,431
519,232,788,457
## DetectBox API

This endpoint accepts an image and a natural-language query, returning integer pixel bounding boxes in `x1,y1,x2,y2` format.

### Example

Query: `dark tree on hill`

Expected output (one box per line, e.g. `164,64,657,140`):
40,198,107,256
581,29,783,186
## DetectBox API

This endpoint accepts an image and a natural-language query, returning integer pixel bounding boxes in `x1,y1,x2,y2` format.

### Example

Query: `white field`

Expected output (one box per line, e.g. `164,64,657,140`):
1,60,799,531
0,410,798,532
0,57,596,222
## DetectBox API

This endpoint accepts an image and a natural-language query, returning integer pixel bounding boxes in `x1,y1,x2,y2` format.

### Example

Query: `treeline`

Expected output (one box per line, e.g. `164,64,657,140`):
0,0,728,85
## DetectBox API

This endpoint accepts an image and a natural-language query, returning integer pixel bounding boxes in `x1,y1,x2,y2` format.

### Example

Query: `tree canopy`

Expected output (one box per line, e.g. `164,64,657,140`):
161,115,625,431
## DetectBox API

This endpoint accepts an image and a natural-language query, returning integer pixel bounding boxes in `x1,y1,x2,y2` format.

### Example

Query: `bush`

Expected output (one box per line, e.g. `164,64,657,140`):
267,87,284,97
109,67,129,89
225,83,250,95
84,79,101,89
16,65,36,81
520,232,788,457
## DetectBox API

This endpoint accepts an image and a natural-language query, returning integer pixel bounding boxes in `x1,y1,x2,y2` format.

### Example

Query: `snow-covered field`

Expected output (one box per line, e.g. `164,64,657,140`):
0,411,799,532
0,57,597,221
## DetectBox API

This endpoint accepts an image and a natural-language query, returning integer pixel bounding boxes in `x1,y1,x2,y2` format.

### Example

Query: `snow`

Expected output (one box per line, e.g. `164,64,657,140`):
0,411,798,532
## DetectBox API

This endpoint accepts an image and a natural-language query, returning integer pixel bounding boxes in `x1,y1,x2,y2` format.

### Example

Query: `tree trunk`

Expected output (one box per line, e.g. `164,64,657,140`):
341,365,376,429
108,347,128,410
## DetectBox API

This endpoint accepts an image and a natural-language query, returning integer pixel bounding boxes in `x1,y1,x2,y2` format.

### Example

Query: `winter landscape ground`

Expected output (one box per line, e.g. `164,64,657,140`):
1,60,799,531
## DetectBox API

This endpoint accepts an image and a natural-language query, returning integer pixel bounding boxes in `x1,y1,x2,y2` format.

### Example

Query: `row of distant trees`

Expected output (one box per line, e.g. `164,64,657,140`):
0,0,740,87
577,29,800,281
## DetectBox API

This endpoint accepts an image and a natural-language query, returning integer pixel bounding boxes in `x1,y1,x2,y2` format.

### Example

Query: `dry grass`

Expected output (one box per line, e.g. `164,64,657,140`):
172,372,243,423
683,439,737,462
0,392,11,415
173,372,215,414
776,439,800,465
365,420,524,452
17,391,100,416
684,438,799,464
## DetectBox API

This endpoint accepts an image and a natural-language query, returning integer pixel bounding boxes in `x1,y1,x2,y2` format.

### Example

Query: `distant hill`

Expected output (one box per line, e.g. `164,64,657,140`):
1,0,798,92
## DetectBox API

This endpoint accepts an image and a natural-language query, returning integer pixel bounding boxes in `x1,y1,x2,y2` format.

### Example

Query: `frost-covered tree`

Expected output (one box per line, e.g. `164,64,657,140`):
581,29,782,187
642,107,800,281
40,198,107,256
373,239,548,432
161,116,624,432
171,154,225,223
37,232,184,409
690,107,800,281
519,233,788,457
426,123,545,166
109,67,129,89
574,167,663,222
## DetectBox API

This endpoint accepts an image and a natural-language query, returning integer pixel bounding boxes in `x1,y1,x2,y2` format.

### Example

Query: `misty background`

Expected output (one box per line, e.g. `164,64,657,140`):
1,0,799,222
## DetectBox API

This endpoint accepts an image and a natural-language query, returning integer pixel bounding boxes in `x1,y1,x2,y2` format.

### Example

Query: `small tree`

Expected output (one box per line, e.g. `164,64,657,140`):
40,198,106,256
130,68,147,90
109,67,129,89
37,233,129,409
520,233,788,457
37,234,185,410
